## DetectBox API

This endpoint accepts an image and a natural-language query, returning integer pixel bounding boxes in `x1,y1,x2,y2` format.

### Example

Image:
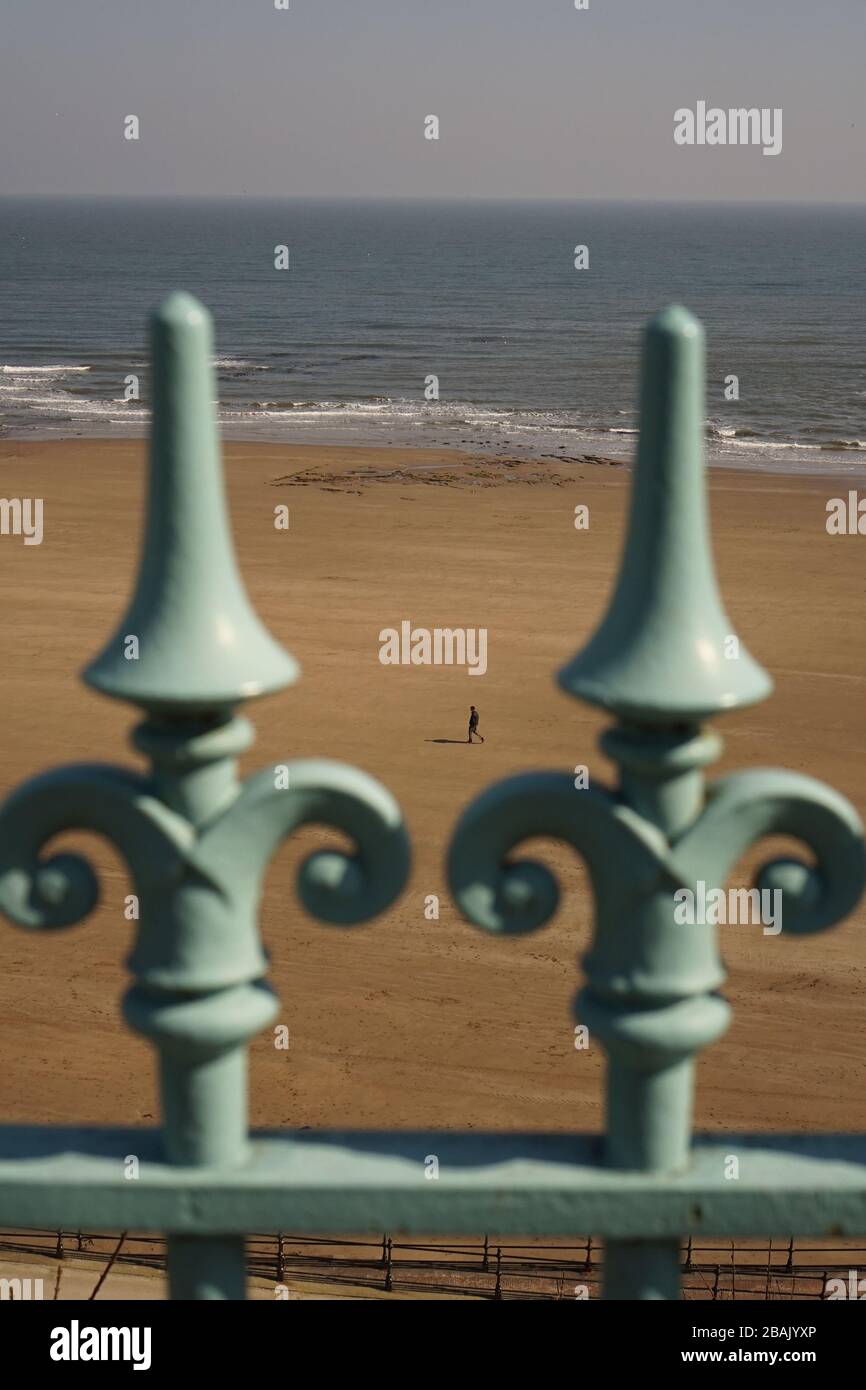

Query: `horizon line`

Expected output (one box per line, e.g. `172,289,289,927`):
1,193,865,208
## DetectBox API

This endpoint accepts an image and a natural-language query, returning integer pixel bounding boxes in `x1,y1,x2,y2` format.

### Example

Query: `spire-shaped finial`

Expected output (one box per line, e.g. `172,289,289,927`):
558,305,771,723
83,292,299,712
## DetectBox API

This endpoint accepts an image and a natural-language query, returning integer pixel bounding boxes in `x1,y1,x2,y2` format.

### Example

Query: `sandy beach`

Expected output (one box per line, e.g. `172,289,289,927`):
0,438,864,1147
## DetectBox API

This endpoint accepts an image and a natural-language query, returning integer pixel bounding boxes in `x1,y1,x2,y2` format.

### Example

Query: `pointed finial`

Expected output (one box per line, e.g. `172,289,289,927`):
83,292,299,713
558,305,771,723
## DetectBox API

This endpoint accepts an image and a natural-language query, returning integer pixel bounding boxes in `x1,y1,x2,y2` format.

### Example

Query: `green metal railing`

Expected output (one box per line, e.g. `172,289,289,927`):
0,294,863,1300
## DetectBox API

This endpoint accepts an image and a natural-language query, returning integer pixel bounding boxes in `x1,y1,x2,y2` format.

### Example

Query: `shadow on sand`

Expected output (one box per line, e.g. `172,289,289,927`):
426,738,470,745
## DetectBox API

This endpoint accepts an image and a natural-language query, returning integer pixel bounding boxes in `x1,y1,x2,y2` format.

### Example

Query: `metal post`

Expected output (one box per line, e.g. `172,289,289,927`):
0,293,410,1299
447,306,866,1300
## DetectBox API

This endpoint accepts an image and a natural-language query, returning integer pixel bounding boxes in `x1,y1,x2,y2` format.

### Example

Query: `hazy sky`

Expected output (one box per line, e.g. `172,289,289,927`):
2,0,864,200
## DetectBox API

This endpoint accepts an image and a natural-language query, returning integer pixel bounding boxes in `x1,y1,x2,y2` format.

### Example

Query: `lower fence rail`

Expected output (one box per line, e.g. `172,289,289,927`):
0,1127,864,1298
1,1128,864,1236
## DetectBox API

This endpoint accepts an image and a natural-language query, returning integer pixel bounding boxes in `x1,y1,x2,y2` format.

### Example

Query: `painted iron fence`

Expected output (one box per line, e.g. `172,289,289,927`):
0,293,863,1300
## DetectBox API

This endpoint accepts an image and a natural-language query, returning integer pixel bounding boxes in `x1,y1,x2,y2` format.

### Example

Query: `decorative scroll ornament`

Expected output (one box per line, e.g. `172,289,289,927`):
448,306,865,1217
0,294,411,1205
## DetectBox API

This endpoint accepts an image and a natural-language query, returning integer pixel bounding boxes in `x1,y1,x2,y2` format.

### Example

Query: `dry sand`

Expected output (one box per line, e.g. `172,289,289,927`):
0,438,864,1156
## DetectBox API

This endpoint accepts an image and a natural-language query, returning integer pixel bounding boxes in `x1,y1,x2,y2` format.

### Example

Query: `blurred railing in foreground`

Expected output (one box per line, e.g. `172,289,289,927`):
0,294,864,1301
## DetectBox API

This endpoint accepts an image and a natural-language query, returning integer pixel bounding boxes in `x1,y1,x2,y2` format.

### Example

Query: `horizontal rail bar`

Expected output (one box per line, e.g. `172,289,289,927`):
0,1129,864,1238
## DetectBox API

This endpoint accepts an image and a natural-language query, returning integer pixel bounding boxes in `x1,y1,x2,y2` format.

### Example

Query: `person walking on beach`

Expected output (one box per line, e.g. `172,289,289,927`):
468,705,484,744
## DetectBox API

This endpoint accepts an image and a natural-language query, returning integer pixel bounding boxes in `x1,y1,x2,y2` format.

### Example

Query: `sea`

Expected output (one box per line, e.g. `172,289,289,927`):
1,197,864,475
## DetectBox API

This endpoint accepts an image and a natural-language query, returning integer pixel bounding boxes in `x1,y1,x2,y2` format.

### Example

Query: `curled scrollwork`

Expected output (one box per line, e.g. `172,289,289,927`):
448,764,865,945
447,771,668,935
671,768,866,936
194,758,411,926
0,765,190,931
0,757,410,940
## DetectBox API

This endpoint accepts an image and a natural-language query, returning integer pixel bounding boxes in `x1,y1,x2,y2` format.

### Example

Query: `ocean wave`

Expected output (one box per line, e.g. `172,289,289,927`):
2,377,865,473
248,400,321,410
212,358,269,371
222,398,395,419
2,364,91,375
0,381,130,418
724,436,813,451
